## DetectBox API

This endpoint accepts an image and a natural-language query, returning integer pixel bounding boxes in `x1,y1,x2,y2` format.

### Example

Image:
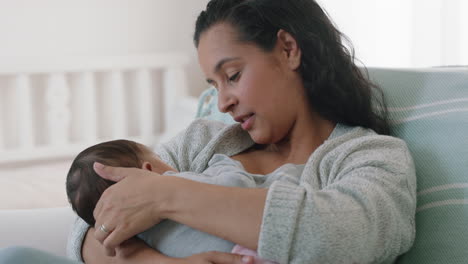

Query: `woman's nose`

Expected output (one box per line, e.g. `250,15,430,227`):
217,89,237,113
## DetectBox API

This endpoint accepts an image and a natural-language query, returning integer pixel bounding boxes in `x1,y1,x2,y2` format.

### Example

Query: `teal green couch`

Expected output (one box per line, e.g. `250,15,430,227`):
196,67,468,263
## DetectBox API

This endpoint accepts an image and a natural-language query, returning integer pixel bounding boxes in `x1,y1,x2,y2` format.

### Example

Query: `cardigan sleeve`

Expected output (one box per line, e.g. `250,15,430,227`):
154,119,229,172
257,135,417,264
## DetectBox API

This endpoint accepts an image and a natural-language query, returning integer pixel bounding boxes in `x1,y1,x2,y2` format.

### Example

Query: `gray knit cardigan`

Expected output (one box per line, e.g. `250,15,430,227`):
67,119,416,264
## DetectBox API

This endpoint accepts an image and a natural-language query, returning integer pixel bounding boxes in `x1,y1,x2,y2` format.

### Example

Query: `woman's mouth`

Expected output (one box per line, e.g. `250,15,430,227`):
239,114,254,130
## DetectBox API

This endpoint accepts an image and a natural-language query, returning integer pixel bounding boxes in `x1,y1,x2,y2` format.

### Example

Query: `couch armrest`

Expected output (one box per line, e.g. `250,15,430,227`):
0,206,75,257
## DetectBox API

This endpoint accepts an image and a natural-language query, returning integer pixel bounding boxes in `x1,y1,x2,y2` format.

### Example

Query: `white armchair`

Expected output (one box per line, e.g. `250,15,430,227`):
0,207,75,257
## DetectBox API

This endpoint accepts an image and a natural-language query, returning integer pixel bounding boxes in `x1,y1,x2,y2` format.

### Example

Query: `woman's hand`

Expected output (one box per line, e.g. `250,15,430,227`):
93,162,267,257
83,226,254,264
170,252,254,264
92,162,172,256
83,228,172,264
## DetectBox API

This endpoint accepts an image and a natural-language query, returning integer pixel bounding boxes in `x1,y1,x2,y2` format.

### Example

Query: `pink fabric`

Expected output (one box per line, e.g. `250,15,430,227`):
231,244,279,264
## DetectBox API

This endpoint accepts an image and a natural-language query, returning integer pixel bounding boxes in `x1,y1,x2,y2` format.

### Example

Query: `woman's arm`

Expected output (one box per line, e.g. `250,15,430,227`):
92,164,267,254
82,228,254,264
82,228,167,264
163,177,268,250
97,136,416,263
256,136,417,263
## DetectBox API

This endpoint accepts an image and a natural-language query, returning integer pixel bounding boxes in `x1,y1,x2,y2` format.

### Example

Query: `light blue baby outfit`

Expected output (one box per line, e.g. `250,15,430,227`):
138,153,305,258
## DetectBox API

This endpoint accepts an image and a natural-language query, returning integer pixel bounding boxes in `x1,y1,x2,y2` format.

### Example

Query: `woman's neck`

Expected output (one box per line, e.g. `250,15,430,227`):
263,112,336,165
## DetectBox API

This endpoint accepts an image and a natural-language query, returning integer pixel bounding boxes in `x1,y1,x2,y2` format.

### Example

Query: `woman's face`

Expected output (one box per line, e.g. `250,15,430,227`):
197,23,308,144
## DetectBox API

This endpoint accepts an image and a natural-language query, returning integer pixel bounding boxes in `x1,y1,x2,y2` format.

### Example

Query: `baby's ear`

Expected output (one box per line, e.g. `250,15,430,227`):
141,161,153,171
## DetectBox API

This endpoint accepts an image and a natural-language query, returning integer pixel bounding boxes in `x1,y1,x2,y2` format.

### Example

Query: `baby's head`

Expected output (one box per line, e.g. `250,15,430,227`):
66,139,160,226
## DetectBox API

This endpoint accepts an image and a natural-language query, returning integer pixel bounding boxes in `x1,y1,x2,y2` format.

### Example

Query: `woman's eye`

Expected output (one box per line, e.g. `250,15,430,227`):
228,72,240,82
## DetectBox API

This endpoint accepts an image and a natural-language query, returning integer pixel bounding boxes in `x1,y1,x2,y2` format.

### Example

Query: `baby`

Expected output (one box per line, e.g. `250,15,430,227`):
66,139,176,226
66,139,282,263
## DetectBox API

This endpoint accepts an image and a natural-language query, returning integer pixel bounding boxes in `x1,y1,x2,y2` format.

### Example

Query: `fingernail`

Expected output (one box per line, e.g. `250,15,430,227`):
242,255,252,263
94,162,105,170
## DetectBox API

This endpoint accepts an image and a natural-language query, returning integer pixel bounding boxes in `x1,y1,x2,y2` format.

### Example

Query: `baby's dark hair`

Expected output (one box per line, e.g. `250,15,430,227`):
66,139,146,226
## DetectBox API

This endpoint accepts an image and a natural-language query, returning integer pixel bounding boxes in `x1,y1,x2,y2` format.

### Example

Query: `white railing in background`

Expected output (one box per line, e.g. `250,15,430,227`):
0,53,198,164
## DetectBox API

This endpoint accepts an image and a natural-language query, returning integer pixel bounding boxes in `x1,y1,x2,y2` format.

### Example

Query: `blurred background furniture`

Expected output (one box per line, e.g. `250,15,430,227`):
0,53,198,210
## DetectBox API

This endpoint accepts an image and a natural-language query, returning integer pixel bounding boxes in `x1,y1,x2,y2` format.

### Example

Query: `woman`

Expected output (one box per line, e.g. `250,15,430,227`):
0,0,416,263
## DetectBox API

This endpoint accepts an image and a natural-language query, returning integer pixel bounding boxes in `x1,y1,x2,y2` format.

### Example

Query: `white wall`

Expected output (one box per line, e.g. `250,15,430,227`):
3,0,465,90
0,0,210,95
318,0,468,68
461,0,468,64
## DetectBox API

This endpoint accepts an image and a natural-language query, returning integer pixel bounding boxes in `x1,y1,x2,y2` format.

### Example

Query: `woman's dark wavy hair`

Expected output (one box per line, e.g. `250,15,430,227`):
194,0,390,135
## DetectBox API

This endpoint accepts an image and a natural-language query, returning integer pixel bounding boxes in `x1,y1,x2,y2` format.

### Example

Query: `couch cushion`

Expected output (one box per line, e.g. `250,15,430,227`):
196,87,235,124
196,67,468,263
367,68,468,264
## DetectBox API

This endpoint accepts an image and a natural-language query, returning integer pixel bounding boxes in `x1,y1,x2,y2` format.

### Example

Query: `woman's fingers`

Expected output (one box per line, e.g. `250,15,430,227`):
92,169,167,256
102,224,135,257
93,203,133,256
93,162,140,182
92,164,148,242
93,220,130,257
94,230,116,256
204,251,254,264
93,220,128,256
93,221,113,243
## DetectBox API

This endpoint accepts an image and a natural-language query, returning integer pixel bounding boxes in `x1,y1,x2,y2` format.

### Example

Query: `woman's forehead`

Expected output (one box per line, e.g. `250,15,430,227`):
197,23,259,74
199,23,240,48
198,25,240,59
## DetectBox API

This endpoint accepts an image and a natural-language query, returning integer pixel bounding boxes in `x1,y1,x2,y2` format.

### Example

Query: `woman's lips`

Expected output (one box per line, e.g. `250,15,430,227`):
241,114,254,130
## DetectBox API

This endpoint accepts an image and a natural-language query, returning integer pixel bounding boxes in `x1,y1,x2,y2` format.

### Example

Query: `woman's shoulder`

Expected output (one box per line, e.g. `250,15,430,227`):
305,124,416,195
329,123,409,149
320,123,414,173
184,118,233,137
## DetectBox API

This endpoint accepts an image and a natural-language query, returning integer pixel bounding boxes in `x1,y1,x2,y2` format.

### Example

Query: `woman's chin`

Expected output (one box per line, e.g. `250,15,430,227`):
249,131,272,145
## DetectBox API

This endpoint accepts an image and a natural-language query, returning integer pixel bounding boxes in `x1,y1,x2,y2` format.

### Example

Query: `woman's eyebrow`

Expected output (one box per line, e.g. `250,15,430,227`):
206,57,241,84
213,57,241,74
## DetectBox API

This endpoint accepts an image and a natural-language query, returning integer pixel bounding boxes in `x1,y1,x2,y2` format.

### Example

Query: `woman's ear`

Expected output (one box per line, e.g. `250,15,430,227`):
276,29,301,70
141,161,153,171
